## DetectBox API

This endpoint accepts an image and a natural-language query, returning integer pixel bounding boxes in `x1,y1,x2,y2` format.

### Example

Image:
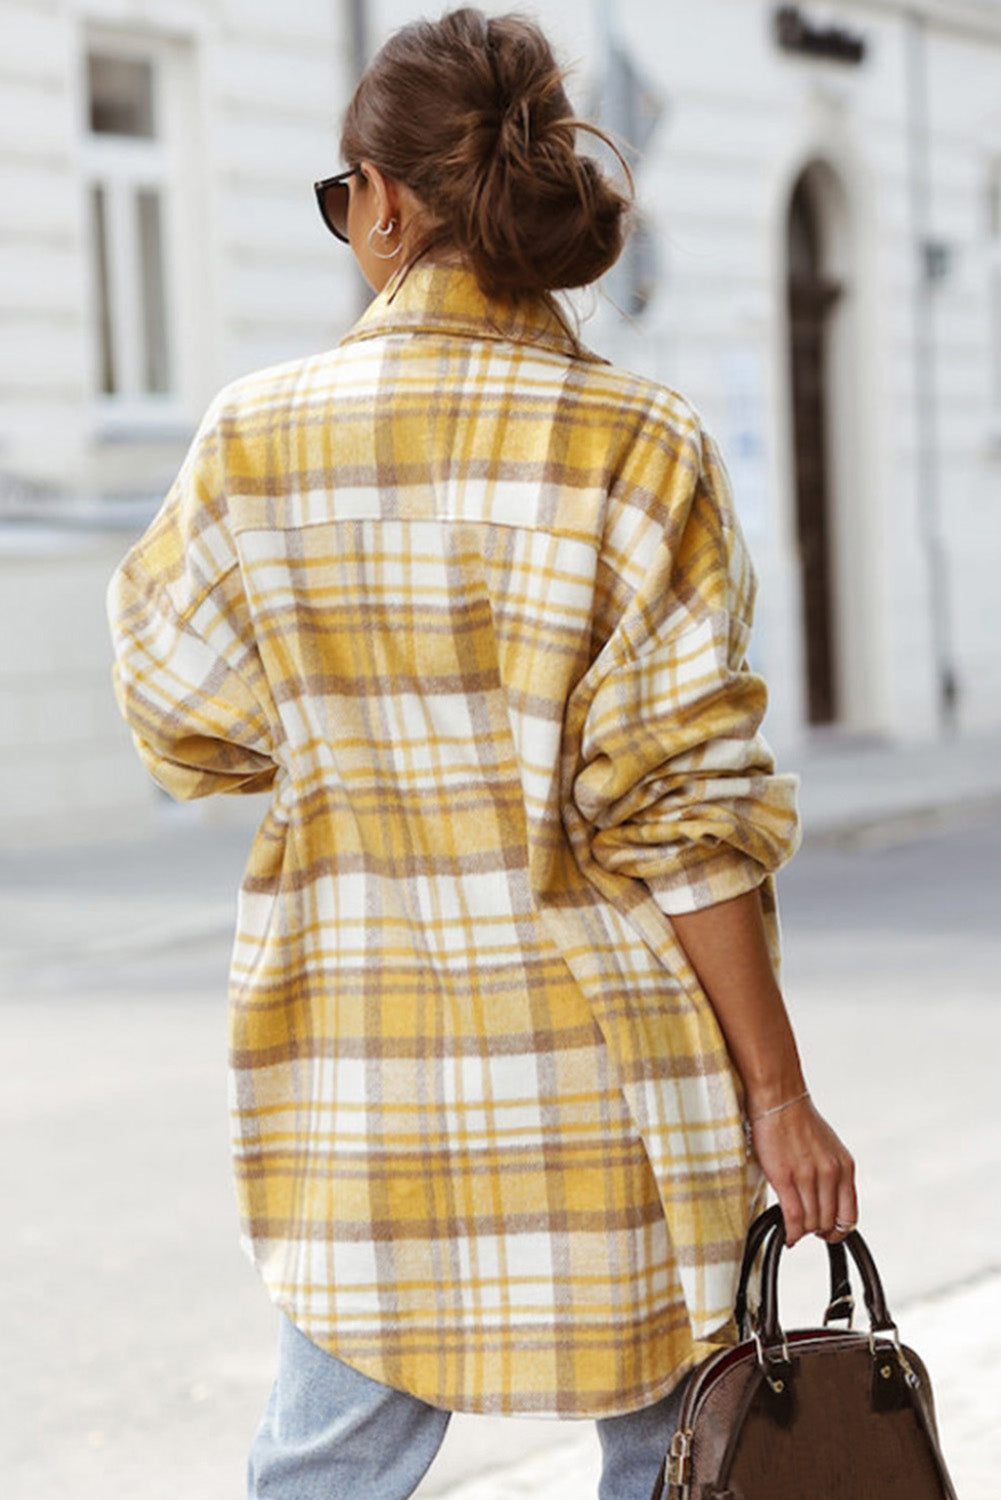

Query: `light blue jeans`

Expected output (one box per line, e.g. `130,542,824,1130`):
247,1314,689,1500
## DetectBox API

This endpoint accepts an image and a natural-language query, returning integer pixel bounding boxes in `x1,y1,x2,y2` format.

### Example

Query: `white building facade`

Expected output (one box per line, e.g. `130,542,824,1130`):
2,0,1001,838
0,0,357,838
574,0,1001,752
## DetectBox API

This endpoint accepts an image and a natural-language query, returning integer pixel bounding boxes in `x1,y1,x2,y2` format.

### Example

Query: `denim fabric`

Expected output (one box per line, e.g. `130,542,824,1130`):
247,1314,689,1500
595,1375,691,1500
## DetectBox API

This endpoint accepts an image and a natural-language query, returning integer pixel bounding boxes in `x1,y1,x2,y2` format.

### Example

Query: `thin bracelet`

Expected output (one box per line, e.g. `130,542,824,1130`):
749,1089,811,1125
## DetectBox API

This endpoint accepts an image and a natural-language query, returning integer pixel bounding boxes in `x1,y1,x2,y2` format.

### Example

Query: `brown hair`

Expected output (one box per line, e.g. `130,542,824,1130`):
339,7,632,300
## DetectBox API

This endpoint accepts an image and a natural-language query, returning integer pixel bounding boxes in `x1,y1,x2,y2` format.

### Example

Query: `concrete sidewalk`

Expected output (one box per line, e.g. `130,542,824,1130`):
2,726,1000,979
429,1274,997,1498
418,728,1001,1500
792,725,1001,842
2,727,999,1499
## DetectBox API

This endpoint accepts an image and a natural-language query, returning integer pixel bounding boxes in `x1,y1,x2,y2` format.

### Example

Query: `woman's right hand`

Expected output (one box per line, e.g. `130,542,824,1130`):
666,887,858,1246
747,1093,857,1246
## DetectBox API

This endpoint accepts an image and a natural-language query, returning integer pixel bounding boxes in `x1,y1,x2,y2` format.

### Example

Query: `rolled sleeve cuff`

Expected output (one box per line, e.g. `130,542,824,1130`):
644,848,778,915
588,768,803,915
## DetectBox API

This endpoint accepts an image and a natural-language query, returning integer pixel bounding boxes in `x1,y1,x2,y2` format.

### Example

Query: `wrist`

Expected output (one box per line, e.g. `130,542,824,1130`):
742,1069,808,1115
748,1088,811,1124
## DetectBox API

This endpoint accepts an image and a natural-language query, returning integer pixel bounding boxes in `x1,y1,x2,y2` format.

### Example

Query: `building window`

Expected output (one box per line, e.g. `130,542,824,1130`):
88,54,155,138
84,46,176,413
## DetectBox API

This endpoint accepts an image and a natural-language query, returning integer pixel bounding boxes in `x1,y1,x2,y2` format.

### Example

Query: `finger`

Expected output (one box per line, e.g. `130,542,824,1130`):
819,1157,858,1243
833,1155,858,1239
795,1171,820,1239
779,1180,807,1246
814,1155,840,1239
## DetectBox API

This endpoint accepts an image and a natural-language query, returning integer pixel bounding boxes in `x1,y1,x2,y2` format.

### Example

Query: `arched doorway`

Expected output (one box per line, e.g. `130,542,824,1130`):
786,168,844,725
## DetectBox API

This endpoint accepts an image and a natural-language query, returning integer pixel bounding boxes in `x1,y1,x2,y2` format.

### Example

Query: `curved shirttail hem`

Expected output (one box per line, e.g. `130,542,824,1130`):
253,1273,730,1420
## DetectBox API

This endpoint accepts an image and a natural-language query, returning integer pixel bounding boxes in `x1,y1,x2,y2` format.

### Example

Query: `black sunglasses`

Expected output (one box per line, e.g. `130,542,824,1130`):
314,167,361,244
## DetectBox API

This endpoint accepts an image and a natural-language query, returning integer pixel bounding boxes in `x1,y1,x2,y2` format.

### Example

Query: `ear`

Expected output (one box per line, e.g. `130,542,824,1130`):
359,159,401,226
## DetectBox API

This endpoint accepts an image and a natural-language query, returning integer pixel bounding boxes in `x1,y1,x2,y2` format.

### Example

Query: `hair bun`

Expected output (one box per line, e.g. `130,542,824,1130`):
340,7,633,298
496,97,532,158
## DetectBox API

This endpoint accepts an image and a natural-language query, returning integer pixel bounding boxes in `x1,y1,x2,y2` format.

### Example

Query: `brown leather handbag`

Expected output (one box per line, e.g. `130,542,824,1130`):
650,1205,958,1500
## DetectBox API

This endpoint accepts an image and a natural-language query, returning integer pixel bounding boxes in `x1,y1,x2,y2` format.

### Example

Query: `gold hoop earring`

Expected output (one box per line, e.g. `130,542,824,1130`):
368,219,402,259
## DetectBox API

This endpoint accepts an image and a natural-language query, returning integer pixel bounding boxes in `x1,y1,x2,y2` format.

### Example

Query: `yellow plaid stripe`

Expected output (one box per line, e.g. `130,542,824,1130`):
108,263,799,1415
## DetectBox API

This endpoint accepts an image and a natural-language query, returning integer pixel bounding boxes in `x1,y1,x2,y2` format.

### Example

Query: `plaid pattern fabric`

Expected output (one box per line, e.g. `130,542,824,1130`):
107,263,800,1417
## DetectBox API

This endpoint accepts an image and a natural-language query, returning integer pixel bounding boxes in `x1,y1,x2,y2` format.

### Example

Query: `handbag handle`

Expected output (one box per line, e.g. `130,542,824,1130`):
756,1206,896,1354
734,1204,854,1338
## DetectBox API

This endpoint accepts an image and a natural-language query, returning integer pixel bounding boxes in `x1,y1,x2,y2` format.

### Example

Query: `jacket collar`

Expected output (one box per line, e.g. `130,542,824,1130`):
338,261,606,364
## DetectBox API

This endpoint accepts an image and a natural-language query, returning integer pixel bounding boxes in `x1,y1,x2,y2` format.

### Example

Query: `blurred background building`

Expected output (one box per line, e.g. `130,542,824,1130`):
2,0,1001,843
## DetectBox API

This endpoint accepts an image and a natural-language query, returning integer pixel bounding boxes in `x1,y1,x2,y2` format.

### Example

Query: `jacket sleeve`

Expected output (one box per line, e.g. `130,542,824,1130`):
107,396,278,800
568,426,800,916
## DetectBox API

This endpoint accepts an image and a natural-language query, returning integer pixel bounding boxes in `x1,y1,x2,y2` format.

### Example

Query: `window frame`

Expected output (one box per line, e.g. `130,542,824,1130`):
81,33,190,438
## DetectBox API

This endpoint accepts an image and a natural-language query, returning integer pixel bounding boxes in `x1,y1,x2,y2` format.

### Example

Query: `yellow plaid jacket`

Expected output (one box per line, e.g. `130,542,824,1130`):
108,263,800,1417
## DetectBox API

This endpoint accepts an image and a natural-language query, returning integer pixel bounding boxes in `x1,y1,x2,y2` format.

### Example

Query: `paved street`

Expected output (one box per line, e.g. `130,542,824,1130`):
1,800,999,1498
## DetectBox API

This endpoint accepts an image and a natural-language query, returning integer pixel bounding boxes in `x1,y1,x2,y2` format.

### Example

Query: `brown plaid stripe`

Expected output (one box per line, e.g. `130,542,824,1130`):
108,264,799,1415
